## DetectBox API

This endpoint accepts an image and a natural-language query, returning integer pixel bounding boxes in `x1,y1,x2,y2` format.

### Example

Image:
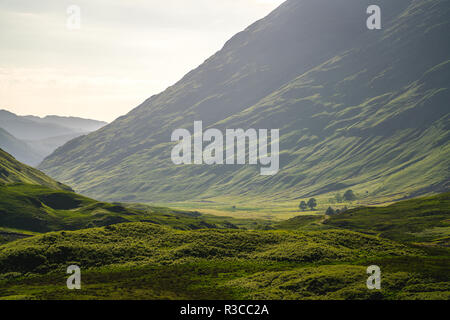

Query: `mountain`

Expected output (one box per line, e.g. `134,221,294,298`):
39,0,450,203
0,109,77,141
0,110,107,166
0,128,42,166
0,148,71,191
23,114,107,133
24,133,85,159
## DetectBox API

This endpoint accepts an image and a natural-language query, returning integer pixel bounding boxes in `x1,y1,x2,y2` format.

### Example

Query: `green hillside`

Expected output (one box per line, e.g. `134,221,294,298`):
0,150,273,235
325,192,450,244
0,148,71,191
39,0,449,203
0,183,275,234
0,184,141,233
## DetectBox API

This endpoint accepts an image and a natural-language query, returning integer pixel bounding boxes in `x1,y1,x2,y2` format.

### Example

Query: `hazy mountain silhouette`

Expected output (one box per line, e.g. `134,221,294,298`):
23,115,107,133
0,110,107,166
0,110,75,141
0,128,42,166
40,0,449,202
0,110,107,140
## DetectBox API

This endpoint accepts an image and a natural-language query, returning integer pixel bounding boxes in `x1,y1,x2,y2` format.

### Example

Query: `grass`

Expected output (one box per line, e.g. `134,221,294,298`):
325,192,450,243
0,223,421,273
0,148,71,191
0,191,449,299
0,221,447,300
0,184,276,234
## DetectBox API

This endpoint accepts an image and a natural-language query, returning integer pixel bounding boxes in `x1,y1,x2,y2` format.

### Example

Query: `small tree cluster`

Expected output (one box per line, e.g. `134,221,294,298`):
335,190,357,203
298,198,317,211
343,190,357,201
299,201,307,211
325,206,348,216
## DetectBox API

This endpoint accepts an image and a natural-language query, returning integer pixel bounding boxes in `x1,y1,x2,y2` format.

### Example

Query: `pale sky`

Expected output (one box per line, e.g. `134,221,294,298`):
0,0,284,122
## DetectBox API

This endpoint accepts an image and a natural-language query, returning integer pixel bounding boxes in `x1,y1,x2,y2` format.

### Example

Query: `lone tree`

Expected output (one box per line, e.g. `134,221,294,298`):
307,198,317,210
343,190,357,202
326,207,336,215
299,201,307,211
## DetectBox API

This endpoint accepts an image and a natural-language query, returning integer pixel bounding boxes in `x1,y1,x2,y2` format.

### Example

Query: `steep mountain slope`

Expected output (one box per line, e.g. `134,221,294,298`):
0,148,71,191
40,0,449,202
0,128,42,166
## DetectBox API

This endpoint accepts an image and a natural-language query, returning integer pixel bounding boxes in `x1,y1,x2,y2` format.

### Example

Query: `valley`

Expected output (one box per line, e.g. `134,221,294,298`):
0,148,448,300
0,0,448,302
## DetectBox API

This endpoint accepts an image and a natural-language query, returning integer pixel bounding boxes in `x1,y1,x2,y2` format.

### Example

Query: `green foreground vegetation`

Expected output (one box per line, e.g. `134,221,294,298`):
0,222,448,300
0,185,448,300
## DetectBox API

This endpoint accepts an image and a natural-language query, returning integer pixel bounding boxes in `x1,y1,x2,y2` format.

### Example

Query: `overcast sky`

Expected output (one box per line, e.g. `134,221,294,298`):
0,0,284,122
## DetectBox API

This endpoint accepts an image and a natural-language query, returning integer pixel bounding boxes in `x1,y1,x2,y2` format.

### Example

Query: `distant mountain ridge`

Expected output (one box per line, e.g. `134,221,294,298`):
23,114,108,133
0,109,107,166
0,109,107,140
40,0,449,202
